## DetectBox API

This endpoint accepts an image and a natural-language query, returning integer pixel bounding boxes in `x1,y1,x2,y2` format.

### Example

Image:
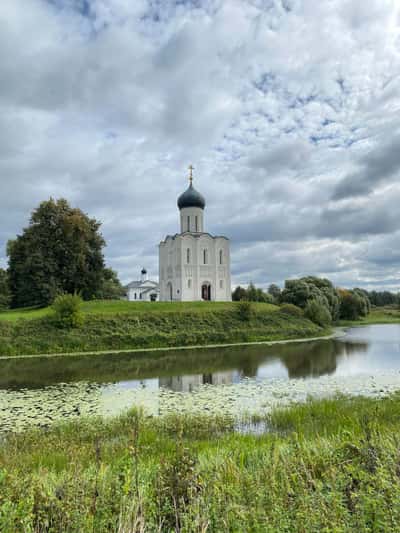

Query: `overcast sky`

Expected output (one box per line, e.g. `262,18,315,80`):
1,0,400,290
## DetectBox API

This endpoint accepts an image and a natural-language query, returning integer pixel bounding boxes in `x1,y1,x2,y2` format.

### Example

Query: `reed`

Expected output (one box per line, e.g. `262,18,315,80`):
1,394,400,531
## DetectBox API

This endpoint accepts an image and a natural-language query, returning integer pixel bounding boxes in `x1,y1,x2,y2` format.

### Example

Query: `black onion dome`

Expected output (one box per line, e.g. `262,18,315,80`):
177,183,206,210
141,268,147,275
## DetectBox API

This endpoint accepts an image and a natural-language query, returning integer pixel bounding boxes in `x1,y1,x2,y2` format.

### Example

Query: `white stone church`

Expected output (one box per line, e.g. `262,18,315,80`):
159,167,231,301
126,268,159,302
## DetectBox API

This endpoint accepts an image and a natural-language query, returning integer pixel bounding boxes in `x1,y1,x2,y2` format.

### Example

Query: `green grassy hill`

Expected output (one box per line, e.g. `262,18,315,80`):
0,300,329,357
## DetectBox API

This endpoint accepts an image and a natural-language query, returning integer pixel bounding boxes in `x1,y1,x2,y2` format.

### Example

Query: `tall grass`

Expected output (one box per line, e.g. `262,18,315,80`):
1,394,400,531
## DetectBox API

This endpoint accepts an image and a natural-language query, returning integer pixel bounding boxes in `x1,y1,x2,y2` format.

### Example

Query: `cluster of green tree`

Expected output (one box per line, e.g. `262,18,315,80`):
279,277,370,324
232,283,274,303
232,276,371,326
365,290,399,307
1,199,125,309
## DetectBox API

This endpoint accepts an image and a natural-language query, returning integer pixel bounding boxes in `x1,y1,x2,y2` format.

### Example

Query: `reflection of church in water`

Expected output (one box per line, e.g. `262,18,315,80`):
159,166,231,301
159,371,235,393
102,339,370,416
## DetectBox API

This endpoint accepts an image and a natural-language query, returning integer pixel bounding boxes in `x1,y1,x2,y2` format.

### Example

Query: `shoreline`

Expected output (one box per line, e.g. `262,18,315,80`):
0,328,345,361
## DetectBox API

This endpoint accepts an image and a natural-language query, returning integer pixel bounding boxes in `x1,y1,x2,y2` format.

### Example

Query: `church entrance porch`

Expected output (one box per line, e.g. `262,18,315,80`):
201,283,211,301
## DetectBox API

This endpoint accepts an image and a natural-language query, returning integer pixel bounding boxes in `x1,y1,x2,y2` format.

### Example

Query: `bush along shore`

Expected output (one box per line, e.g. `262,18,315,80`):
2,394,400,531
0,302,329,357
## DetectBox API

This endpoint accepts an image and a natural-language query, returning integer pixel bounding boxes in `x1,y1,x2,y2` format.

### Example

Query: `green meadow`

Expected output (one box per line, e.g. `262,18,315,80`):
338,306,400,326
0,300,256,322
2,394,400,532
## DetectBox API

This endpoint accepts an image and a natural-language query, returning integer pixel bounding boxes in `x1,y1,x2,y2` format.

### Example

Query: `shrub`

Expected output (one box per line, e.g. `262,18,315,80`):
236,300,253,321
304,299,332,327
51,293,83,329
279,303,304,317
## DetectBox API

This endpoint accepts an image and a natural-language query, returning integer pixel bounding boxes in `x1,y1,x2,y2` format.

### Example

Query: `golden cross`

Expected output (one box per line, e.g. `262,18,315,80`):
188,164,194,184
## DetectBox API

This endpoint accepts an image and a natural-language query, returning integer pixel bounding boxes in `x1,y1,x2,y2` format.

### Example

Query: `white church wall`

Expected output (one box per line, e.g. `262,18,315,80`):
180,234,198,301
214,237,231,301
160,232,231,302
159,177,231,302
180,207,204,233
127,285,159,302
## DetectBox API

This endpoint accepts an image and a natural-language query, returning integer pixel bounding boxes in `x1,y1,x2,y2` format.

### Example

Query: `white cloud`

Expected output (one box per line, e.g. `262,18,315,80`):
0,0,400,289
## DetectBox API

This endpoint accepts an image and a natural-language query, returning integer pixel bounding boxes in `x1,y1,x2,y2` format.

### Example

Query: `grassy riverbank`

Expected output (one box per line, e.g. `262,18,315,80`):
1,301,398,358
0,301,328,357
338,306,400,326
1,394,400,531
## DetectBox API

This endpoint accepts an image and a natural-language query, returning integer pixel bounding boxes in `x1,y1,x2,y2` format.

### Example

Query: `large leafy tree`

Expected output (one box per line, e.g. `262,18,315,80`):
338,289,370,320
95,268,126,300
267,283,281,301
280,276,340,320
0,268,11,310
7,198,106,308
232,286,247,301
232,283,273,303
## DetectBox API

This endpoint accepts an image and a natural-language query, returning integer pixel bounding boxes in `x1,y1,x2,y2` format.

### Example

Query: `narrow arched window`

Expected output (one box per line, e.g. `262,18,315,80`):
219,249,223,265
187,216,190,232
186,248,191,264
195,216,198,232
203,249,208,264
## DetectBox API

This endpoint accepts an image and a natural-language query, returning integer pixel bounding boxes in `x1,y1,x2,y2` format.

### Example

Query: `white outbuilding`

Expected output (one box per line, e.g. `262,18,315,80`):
126,269,159,302
159,166,231,301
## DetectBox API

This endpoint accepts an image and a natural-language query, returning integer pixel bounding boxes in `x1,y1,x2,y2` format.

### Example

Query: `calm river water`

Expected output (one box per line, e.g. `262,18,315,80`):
2,324,400,432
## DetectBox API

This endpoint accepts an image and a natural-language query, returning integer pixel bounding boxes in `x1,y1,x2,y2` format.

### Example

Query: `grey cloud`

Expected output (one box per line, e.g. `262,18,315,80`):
332,132,400,200
248,139,312,175
318,199,400,238
1,0,400,292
